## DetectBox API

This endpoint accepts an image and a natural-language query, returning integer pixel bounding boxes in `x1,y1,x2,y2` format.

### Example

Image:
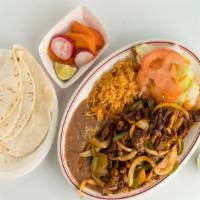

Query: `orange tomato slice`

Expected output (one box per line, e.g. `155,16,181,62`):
137,48,187,103
66,32,96,54
71,21,104,48
91,29,105,49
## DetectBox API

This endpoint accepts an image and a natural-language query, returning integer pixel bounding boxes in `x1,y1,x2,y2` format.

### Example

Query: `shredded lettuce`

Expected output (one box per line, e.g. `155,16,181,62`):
176,81,199,108
135,44,155,64
135,44,183,64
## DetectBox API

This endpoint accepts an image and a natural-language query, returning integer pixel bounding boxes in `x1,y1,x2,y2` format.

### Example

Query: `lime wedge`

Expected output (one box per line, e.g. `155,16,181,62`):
197,153,200,170
54,62,77,81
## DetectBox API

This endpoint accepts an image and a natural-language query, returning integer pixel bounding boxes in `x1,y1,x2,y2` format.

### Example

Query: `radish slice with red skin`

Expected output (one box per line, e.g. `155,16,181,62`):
74,50,94,67
50,35,74,61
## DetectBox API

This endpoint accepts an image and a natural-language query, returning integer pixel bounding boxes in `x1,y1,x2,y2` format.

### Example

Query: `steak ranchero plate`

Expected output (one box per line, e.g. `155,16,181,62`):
58,39,200,200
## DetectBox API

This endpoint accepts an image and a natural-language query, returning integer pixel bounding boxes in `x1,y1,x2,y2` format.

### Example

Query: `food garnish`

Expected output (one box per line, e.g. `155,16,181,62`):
66,33,96,54
54,62,77,81
48,21,105,81
71,21,104,49
137,48,189,102
74,49,94,67
136,44,199,109
48,35,74,61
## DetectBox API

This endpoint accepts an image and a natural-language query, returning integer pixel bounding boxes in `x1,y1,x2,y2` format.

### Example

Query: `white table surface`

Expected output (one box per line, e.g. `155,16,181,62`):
0,0,200,199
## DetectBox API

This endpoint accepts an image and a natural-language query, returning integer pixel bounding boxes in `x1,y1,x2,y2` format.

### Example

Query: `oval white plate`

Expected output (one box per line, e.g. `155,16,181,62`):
58,39,200,200
0,49,59,180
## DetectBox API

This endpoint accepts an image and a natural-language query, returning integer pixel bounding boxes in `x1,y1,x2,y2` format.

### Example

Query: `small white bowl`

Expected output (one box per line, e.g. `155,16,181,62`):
0,49,59,180
38,6,109,88
58,39,200,199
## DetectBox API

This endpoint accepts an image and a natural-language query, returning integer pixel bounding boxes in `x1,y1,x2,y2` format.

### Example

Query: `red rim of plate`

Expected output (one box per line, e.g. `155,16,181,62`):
59,41,200,199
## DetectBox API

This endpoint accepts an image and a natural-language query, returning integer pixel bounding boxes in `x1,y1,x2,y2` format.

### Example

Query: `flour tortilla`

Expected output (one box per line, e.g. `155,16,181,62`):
1,48,36,141
0,51,23,139
0,46,54,158
0,147,17,167
0,52,21,123
0,154,15,168
0,97,22,139
0,50,9,69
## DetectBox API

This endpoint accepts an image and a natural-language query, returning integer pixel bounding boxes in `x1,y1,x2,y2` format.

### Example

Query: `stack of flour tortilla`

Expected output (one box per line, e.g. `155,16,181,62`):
0,45,54,164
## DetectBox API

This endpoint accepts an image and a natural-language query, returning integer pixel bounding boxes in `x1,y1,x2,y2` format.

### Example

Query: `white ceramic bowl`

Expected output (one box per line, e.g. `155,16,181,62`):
38,6,109,88
0,49,59,180
58,39,200,199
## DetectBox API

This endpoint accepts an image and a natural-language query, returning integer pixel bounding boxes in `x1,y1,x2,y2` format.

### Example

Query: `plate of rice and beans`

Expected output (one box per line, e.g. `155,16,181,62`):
58,39,200,199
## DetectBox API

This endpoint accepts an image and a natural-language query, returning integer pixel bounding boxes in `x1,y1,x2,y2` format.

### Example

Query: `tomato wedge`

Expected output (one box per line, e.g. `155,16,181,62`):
137,48,188,103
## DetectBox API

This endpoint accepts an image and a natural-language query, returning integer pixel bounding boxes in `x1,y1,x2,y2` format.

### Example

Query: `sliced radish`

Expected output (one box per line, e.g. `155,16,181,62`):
74,49,94,67
50,35,74,61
